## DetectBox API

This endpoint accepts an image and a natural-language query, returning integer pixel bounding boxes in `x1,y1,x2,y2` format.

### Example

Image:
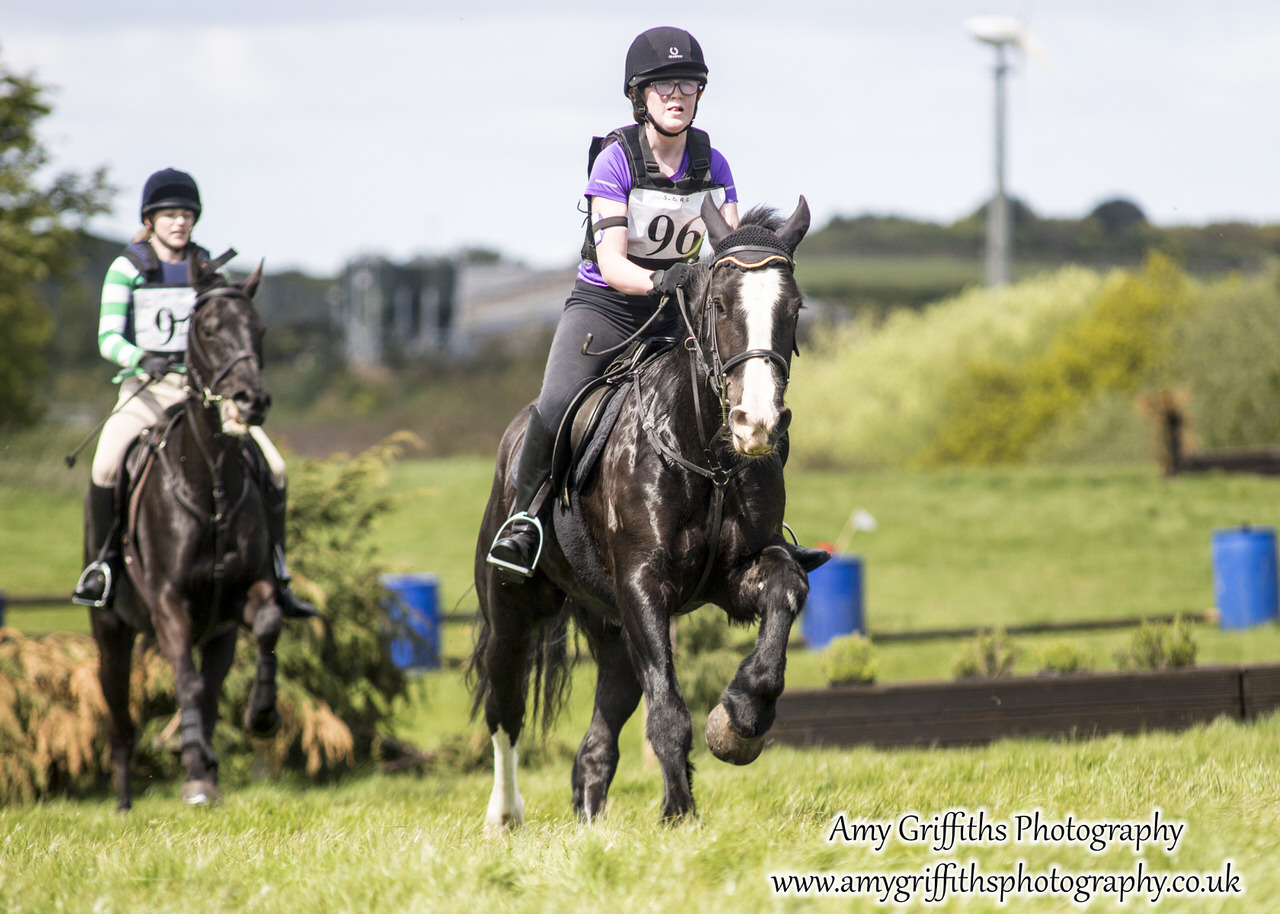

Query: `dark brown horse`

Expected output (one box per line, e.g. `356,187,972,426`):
470,197,827,830
89,258,285,810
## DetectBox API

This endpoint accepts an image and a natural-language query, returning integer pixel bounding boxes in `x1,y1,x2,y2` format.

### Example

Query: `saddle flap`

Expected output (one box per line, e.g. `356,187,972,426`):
553,382,627,507
570,387,613,459
548,336,678,506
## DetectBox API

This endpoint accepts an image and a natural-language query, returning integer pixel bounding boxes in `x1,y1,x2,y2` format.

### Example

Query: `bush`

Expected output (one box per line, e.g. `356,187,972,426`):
1034,640,1094,675
919,253,1194,466
678,608,735,656
788,267,1105,469
952,628,1020,679
1115,617,1198,671
1163,262,1280,450
680,649,746,714
820,633,878,685
675,609,753,713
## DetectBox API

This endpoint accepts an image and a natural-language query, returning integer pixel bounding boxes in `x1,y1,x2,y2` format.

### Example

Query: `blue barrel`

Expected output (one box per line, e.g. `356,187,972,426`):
1212,527,1279,630
381,573,441,669
802,554,864,648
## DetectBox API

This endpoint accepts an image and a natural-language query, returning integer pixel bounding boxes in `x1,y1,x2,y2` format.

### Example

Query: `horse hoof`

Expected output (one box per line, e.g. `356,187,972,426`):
705,703,766,766
181,780,222,806
484,810,524,837
245,706,281,739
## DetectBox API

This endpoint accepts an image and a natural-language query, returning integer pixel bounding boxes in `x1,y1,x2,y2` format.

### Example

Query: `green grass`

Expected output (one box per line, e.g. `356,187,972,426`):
2,717,1276,912
5,442,1280,911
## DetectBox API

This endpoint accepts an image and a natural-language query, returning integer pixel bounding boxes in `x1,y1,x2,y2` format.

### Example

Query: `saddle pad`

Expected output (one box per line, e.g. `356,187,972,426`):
567,379,631,496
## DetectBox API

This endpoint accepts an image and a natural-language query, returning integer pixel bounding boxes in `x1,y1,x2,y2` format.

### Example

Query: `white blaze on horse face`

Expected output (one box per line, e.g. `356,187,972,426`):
730,269,786,456
485,726,525,833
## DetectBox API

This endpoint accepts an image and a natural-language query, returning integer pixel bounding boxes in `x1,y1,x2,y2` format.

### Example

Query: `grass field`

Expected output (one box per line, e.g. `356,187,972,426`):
1,717,1274,912
3,443,1280,911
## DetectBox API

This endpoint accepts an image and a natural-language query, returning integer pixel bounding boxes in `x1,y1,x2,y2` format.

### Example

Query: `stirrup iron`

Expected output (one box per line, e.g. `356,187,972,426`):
72,561,113,609
485,512,544,578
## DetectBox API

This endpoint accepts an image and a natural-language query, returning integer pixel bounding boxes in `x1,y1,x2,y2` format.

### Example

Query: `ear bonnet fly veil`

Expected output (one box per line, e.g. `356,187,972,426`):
710,224,796,271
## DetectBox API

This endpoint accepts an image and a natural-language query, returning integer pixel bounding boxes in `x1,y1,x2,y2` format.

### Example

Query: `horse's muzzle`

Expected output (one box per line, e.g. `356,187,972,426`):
223,391,271,433
730,405,791,457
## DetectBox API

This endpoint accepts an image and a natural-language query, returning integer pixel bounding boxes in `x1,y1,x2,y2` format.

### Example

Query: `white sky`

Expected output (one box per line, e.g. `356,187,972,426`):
7,0,1280,276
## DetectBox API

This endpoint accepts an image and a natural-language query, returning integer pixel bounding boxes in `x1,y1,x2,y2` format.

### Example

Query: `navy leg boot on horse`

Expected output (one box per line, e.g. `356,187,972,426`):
486,407,556,580
264,484,318,619
73,484,120,608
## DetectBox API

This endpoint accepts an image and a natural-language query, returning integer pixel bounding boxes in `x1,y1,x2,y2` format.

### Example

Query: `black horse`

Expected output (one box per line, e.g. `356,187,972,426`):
470,196,827,830
89,258,285,811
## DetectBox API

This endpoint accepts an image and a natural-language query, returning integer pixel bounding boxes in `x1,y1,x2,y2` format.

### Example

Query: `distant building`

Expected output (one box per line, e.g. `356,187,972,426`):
335,256,457,368
451,262,575,351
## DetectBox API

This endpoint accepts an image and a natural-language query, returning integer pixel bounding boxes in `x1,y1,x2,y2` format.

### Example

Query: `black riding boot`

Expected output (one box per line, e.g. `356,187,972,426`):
73,484,120,608
264,484,318,619
486,407,556,580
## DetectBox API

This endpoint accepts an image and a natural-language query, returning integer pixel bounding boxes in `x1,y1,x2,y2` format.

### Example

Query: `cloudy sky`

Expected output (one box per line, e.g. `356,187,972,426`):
7,1,1280,276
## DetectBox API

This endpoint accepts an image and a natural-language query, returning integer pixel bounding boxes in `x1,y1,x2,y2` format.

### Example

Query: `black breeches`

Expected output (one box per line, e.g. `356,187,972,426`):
534,285,678,431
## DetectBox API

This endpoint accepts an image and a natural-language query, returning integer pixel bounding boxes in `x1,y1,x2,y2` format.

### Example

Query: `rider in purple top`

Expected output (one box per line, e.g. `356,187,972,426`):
577,140,737,288
486,25,741,580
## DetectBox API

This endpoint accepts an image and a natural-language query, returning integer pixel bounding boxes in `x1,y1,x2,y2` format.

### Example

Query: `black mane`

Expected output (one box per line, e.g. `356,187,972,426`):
738,205,784,232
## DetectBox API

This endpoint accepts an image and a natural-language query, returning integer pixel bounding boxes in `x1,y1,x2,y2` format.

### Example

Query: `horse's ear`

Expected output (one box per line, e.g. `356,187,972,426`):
188,254,207,286
242,260,265,298
777,196,810,254
701,195,733,249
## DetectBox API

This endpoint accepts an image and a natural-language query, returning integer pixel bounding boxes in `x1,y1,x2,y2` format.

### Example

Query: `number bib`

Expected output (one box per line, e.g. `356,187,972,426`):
626,185,728,268
132,286,197,353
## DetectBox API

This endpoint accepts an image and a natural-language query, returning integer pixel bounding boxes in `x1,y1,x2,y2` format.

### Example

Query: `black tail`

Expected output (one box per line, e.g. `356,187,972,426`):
466,603,575,737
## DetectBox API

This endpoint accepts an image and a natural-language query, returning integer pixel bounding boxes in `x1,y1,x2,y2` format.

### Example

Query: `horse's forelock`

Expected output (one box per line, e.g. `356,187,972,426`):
739,205,784,232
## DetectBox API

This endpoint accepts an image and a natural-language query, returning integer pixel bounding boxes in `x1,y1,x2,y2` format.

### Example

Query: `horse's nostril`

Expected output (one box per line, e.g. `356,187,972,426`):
233,391,270,421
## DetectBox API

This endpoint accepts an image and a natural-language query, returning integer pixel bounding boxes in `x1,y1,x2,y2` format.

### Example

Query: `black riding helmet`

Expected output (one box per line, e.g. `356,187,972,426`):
624,27,708,133
140,168,202,223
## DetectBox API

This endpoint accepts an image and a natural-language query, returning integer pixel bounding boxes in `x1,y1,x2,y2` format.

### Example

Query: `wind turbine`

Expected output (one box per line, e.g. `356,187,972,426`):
965,15,1064,288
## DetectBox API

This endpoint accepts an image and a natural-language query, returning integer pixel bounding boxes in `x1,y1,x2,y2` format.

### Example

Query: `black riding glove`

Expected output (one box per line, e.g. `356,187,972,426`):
650,262,694,299
139,352,173,380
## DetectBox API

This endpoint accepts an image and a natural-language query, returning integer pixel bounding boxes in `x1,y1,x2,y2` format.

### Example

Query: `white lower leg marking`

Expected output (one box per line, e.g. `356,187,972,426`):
485,727,524,832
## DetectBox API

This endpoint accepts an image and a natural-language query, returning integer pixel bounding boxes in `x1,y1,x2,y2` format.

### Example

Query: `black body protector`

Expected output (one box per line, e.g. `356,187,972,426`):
119,240,213,357
580,123,727,272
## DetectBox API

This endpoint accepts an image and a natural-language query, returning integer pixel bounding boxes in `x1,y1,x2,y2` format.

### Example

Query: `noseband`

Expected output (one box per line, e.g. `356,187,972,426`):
185,285,262,407
676,245,797,429
705,245,796,386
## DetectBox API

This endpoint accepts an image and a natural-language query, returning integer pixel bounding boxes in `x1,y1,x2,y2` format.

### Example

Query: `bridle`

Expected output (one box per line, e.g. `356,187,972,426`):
672,245,797,438
184,284,263,410
700,245,797,401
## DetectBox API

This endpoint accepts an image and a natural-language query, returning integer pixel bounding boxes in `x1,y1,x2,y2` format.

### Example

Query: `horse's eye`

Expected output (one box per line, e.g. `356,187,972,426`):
712,297,727,315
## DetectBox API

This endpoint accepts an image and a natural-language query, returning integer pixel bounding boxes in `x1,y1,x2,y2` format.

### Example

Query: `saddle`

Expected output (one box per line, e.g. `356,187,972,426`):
120,409,269,503
116,409,270,568
547,336,677,507
109,409,271,636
